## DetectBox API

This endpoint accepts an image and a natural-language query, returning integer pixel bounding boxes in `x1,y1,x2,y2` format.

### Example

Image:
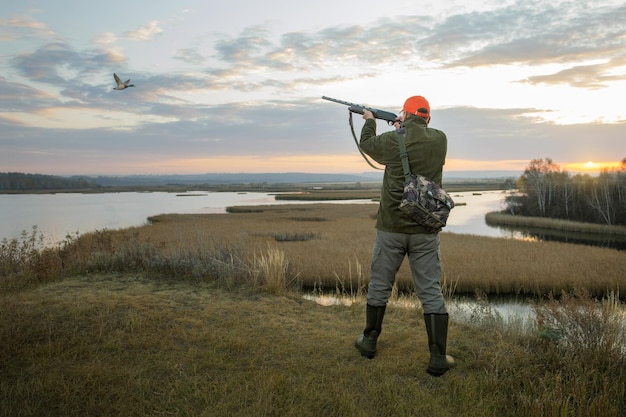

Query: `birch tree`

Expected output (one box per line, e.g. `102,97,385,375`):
588,170,615,225
519,158,560,217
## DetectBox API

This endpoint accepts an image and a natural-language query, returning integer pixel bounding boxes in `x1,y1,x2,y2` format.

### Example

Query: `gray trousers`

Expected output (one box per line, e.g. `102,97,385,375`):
367,229,447,314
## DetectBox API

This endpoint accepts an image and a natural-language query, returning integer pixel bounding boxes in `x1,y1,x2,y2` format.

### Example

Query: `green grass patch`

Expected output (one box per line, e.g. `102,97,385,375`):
1,276,624,417
272,232,321,242
225,206,266,213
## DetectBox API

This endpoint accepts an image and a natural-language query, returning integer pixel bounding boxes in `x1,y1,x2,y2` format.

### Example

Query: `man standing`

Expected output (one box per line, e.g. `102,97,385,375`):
355,96,455,377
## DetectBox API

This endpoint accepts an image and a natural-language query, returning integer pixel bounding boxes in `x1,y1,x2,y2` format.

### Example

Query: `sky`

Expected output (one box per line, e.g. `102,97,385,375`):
1,0,625,176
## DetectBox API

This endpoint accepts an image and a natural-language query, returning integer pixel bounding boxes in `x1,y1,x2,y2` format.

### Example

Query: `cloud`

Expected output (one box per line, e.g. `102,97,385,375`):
92,32,118,45
214,26,271,60
10,1,623,105
3,100,623,170
2,1,625,175
173,48,206,65
11,42,127,87
430,2,626,65
436,106,625,162
0,76,59,111
520,58,626,89
12,42,78,84
0,15,55,40
430,2,626,90
124,20,163,41
209,21,420,75
186,2,625,94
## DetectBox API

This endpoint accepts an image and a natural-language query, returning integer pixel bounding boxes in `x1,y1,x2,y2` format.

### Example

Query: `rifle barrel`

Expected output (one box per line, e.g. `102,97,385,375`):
321,96,358,107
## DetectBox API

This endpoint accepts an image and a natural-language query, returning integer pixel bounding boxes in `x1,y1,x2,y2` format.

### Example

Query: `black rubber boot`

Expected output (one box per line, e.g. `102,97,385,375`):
355,304,386,359
424,313,456,376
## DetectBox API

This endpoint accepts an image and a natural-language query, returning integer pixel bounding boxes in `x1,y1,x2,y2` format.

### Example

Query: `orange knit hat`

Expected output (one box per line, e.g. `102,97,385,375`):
403,96,430,118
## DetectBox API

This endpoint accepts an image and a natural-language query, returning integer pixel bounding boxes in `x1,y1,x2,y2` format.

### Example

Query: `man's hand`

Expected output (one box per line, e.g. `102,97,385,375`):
362,109,375,120
393,110,404,129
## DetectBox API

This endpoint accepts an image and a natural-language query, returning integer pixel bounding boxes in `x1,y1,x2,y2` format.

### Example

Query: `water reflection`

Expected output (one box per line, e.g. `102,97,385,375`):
448,190,626,251
444,191,508,237
447,296,535,326
488,223,626,251
303,294,536,326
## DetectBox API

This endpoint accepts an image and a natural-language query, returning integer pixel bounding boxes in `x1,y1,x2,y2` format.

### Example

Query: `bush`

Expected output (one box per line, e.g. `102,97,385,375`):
534,288,626,360
0,227,68,289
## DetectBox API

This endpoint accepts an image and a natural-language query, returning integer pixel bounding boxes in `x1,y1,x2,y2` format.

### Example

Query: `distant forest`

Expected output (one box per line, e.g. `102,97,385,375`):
506,158,626,226
0,173,97,191
0,172,389,191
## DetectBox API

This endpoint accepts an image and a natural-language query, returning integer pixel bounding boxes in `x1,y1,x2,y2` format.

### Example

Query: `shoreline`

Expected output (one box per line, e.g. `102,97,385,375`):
0,180,508,195
485,211,626,236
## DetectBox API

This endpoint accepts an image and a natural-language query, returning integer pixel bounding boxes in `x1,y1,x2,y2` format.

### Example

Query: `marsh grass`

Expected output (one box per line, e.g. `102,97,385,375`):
274,190,381,201
486,211,626,235
3,204,625,299
252,244,292,294
1,203,626,415
145,205,625,298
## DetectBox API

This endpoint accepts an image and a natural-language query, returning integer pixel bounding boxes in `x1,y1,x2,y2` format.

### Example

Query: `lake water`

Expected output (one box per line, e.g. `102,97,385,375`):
0,190,510,245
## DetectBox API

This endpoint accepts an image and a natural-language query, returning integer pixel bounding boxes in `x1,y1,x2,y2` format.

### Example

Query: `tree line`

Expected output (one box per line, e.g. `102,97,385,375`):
506,158,626,226
0,172,97,191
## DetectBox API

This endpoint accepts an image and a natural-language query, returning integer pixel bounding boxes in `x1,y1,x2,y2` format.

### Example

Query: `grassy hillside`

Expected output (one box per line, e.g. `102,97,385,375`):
2,275,625,417
2,203,625,416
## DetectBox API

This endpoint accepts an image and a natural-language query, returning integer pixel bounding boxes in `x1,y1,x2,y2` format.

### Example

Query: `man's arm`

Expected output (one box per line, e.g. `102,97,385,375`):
360,110,377,142
359,111,387,163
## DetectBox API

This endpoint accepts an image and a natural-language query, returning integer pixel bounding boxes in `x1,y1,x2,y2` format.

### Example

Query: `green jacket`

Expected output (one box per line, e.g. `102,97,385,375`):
359,115,448,234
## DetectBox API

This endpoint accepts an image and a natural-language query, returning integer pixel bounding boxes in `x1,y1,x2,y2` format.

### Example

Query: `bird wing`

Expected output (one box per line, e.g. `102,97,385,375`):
113,73,122,84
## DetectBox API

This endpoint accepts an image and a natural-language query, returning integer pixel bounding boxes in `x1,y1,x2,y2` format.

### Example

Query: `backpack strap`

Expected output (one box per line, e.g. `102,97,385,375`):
395,129,413,182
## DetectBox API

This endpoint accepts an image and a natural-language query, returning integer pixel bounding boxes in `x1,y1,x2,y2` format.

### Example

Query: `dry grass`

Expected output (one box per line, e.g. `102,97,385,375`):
440,233,625,297
3,204,624,299
143,204,625,298
486,211,626,235
275,190,381,201
252,244,291,294
1,275,625,417
2,204,626,416
146,204,379,293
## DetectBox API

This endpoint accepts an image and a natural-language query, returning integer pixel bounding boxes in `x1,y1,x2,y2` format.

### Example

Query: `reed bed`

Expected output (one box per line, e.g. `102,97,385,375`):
486,211,626,235
144,204,624,298
5,203,623,298
275,190,380,201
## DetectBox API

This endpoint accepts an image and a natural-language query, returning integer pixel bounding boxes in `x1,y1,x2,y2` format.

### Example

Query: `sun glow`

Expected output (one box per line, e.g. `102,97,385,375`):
563,161,622,173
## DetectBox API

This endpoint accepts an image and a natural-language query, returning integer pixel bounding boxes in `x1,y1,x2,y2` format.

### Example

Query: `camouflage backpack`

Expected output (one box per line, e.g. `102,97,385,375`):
396,131,455,232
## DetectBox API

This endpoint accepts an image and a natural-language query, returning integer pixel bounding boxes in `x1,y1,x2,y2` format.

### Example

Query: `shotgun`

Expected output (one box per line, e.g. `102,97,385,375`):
322,96,398,125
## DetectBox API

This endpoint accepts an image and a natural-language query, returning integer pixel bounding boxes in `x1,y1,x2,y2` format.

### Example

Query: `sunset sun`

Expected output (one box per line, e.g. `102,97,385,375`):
563,160,622,173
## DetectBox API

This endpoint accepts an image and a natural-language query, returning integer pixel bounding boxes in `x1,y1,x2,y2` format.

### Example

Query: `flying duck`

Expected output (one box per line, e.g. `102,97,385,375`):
113,73,135,90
